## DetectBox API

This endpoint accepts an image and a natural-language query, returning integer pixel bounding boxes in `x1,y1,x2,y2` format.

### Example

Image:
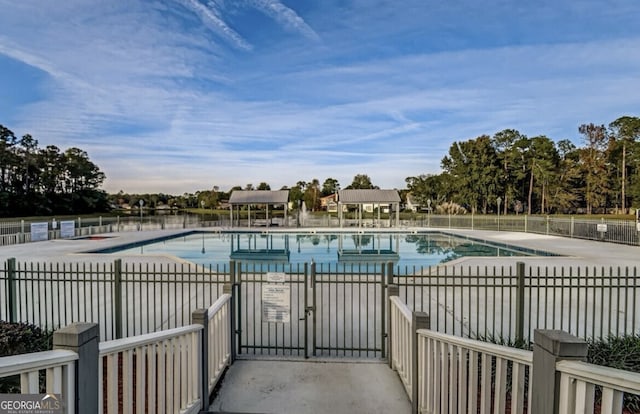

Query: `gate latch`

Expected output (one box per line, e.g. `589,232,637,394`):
299,306,314,320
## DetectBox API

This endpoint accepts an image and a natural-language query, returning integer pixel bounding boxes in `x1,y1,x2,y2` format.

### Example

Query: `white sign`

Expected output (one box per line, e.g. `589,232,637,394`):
30,222,49,242
637,222,640,232
60,220,76,239
262,284,290,323
597,223,608,233
266,272,286,283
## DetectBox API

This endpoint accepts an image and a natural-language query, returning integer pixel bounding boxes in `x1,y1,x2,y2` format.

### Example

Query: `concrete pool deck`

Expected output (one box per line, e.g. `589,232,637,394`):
0,227,637,268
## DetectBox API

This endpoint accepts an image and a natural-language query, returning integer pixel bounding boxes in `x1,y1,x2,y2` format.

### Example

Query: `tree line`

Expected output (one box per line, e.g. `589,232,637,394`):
0,125,108,217
109,175,375,213
406,116,640,215
115,113,640,217
6,115,640,218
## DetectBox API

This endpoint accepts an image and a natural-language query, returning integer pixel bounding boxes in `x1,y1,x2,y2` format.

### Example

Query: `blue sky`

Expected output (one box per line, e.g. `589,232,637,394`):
1,1,639,194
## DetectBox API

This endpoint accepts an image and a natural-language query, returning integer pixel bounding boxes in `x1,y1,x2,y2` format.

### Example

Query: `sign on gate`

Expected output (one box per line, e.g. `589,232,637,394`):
262,284,290,323
266,272,286,283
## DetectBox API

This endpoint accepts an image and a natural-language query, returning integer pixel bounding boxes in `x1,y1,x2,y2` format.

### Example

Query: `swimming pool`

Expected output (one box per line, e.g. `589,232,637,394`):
97,231,555,268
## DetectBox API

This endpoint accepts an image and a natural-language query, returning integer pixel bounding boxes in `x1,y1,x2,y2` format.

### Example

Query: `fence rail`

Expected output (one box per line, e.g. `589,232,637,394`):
389,296,413,397
0,294,232,414
196,294,233,397
417,328,532,414
2,258,639,344
390,295,640,414
393,263,640,343
99,325,202,414
0,259,230,340
0,350,78,413
557,360,640,414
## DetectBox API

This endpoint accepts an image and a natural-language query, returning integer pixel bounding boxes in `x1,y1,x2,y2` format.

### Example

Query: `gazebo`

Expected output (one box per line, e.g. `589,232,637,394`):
337,189,401,228
228,190,289,227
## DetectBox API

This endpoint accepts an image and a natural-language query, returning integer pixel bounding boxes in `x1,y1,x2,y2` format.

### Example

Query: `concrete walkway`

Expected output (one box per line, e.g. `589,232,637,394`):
207,359,411,414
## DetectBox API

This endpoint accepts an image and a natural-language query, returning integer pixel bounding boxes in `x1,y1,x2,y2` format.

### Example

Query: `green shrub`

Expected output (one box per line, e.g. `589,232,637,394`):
0,321,53,393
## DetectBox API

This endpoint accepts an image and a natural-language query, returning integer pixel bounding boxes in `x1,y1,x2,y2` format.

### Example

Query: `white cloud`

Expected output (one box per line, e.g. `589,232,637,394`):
174,0,253,50
247,0,320,41
0,1,639,193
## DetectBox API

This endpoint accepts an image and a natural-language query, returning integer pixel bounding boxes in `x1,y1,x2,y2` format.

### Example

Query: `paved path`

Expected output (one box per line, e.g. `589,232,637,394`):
208,359,411,414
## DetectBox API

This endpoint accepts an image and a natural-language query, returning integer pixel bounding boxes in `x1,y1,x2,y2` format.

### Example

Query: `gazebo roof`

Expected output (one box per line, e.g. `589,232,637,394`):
229,190,289,205
338,189,401,204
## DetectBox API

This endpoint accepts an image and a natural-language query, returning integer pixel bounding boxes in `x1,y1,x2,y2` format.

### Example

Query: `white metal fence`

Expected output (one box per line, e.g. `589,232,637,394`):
417,329,532,414
0,294,232,414
202,294,232,396
389,296,413,397
99,325,202,414
557,360,640,414
0,350,78,413
390,294,640,414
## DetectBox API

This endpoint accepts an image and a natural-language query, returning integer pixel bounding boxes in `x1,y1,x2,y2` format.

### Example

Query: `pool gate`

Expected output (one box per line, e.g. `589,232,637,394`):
232,261,392,359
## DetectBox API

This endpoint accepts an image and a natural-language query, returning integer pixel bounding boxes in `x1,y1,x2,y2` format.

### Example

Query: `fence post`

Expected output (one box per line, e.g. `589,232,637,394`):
386,261,394,286
546,215,550,235
311,261,317,357
380,264,387,358
20,220,25,243
387,284,399,369
524,215,528,233
515,261,526,344
303,262,310,359
113,259,123,339
53,322,99,414
531,330,588,414
230,260,239,358
570,216,574,238
7,258,17,323
192,308,210,411
224,277,236,363
412,312,430,414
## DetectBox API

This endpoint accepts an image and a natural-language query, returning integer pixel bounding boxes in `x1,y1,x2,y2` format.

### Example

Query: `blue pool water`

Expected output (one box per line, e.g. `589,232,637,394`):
99,231,554,268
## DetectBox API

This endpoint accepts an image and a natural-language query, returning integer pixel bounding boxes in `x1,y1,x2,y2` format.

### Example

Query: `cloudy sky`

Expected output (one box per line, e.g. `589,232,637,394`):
1,1,639,194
